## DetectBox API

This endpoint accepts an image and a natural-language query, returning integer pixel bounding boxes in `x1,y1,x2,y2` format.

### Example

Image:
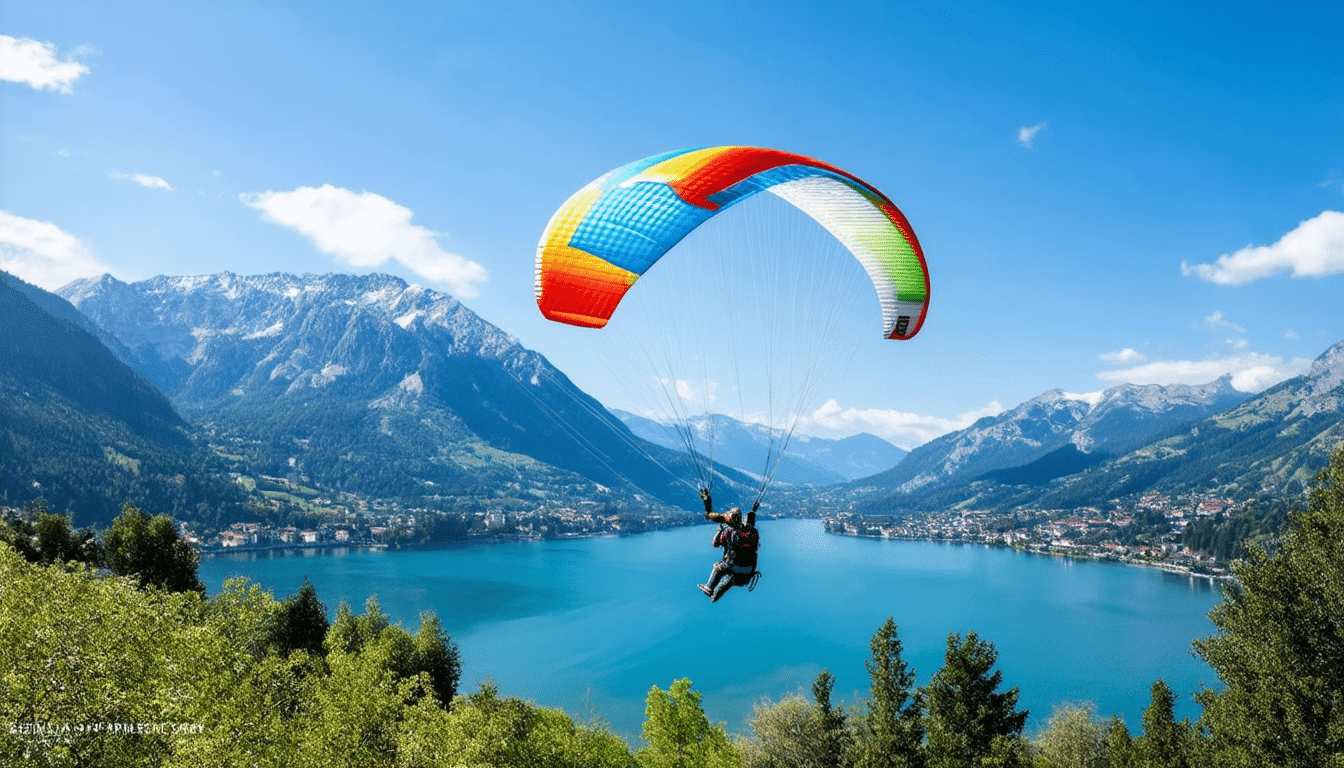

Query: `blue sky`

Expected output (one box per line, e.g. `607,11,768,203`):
3,1,1342,449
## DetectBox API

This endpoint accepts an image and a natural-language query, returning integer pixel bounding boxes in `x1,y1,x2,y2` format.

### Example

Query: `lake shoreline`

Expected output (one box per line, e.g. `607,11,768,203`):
826,530,1237,583
201,517,1235,585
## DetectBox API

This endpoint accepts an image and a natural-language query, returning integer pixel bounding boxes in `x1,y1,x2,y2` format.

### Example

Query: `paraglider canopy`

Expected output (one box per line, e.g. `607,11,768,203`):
533,145,930,506
535,146,930,341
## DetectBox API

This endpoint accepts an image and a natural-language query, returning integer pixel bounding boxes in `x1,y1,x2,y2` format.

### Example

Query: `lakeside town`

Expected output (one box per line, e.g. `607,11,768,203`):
822,489,1245,580
171,484,1243,583
185,500,698,556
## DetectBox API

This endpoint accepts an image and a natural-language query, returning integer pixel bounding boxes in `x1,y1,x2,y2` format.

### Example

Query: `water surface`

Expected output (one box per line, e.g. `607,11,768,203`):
200,519,1222,741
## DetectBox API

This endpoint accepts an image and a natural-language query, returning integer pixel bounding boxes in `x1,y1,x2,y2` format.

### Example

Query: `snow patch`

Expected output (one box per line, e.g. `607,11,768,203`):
245,321,284,339
395,311,422,329
362,287,400,305
311,364,347,387
1062,390,1104,408
399,372,424,395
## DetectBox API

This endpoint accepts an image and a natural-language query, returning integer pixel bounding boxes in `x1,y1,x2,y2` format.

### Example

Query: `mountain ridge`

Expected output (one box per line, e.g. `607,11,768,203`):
845,340,1344,515
615,410,907,485
59,271,734,513
0,271,248,524
868,377,1251,495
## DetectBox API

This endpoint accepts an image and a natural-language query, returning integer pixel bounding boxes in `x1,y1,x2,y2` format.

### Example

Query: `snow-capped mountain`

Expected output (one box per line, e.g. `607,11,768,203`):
868,378,1252,493
615,410,906,485
843,340,1344,515
59,272,703,509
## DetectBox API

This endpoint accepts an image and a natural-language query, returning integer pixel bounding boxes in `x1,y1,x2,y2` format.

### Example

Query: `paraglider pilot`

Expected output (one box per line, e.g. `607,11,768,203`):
697,490,761,602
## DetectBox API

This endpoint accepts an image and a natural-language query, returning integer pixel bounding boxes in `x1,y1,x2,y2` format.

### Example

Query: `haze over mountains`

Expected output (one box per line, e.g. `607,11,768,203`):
2,268,1341,528
615,410,907,486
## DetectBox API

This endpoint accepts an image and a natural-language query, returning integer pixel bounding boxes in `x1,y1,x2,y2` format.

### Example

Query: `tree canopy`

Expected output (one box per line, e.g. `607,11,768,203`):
1194,442,1344,767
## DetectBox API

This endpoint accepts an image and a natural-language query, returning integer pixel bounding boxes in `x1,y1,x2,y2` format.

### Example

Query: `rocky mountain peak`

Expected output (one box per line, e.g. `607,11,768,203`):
58,270,699,510
58,272,523,401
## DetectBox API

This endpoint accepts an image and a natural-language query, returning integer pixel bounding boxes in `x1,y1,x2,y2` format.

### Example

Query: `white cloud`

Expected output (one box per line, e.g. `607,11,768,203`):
1097,352,1311,393
0,210,113,289
1017,121,1047,148
241,185,488,298
1181,210,1344,286
1203,310,1243,332
653,377,717,407
1099,348,1145,365
801,398,1004,451
111,171,174,191
0,35,90,94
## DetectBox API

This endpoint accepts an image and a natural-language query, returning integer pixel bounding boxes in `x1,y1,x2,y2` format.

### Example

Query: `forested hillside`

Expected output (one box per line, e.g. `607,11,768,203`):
0,273,251,526
4,443,1342,766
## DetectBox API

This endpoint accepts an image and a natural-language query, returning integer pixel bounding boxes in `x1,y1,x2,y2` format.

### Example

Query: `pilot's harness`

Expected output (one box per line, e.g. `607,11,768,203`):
702,488,763,591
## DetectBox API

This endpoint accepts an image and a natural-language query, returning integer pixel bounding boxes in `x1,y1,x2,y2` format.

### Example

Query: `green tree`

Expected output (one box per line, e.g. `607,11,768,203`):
736,674,852,768
1135,679,1193,768
0,505,99,566
0,547,309,767
293,636,411,767
1104,715,1136,768
269,578,331,657
34,512,99,565
396,681,635,768
739,694,826,768
0,513,39,562
411,611,462,707
1194,441,1344,767
813,669,852,768
855,617,924,768
322,596,459,711
102,502,205,593
923,631,1029,768
1033,702,1106,768
639,678,740,768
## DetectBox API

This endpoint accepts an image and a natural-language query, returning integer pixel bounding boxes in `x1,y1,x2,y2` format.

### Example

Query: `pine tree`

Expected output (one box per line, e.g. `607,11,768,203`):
270,578,330,656
1135,679,1192,768
923,631,1029,768
1194,442,1344,767
812,668,851,768
1104,715,1136,768
412,611,462,707
855,617,924,768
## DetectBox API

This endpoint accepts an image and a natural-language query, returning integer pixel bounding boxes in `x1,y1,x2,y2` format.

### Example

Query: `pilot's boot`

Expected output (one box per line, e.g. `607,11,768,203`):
710,580,731,602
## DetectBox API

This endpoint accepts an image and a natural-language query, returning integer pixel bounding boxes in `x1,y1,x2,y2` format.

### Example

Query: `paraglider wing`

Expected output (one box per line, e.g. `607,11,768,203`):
534,146,930,339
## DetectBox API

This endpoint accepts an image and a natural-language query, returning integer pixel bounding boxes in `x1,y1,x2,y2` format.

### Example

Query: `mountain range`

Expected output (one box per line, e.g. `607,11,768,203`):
615,410,907,485
872,378,1252,494
3,267,1341,529
56,272,730,517
839,342,1344,515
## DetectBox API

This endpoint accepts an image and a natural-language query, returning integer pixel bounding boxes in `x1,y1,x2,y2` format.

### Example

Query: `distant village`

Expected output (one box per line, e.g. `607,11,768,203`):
188,499,696,555
183,487,1239,583
822,489,1245,579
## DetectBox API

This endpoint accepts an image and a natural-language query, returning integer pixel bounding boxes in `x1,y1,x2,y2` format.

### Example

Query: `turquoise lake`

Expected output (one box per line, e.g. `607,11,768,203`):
198,519,1223,742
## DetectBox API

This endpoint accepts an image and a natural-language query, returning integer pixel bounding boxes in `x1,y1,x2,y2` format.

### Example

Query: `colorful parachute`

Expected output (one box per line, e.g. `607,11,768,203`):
535,146,930,340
